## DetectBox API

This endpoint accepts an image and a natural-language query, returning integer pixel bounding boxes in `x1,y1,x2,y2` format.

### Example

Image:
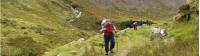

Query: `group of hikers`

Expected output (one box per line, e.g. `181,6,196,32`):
100,19,166,55
127,20,157,30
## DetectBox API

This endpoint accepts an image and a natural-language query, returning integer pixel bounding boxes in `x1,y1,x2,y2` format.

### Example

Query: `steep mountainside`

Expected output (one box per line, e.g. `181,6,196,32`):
1,0,95,56
73,0,187,19
90,0,186,10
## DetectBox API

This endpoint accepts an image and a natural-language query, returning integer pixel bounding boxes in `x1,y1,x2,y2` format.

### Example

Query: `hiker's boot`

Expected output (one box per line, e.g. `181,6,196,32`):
110,50,114,53
105,52,108,55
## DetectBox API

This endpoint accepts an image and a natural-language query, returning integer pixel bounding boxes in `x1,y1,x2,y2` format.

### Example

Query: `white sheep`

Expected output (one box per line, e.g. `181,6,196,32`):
149,27,167,41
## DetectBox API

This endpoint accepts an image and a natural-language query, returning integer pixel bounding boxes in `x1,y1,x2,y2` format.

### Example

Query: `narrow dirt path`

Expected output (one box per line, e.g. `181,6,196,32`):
112,29,149,56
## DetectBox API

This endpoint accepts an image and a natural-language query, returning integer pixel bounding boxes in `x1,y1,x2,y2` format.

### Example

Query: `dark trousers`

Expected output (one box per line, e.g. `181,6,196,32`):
104,32,115,53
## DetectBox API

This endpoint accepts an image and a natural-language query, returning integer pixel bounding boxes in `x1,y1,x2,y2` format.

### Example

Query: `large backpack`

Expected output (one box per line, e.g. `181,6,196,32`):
105,22,113,33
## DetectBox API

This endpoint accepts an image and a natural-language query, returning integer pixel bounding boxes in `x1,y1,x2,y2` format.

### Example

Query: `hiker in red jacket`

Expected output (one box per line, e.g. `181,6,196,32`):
101,19,117,55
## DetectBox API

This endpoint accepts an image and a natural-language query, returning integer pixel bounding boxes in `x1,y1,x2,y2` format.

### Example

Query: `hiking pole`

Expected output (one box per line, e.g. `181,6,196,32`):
116,31,120,52
117,33,119,52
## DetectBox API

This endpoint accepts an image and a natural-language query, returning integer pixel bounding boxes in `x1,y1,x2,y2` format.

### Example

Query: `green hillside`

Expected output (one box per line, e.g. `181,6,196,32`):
1,0,96,56
0,0,198,56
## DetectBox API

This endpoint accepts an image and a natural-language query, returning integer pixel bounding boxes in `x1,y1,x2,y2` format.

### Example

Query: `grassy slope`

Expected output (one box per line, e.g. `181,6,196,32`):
1,0,198,56
1,0,94,56
128,21,198,56
43,19,198,56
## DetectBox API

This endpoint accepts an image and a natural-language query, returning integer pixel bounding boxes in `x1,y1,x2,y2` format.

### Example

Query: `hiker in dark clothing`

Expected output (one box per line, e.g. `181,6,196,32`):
101,19,117,55
131,22,138,30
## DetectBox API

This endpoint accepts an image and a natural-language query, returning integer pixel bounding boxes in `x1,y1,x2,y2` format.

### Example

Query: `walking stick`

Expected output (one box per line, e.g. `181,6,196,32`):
116,32,120,52
117,34,119,52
